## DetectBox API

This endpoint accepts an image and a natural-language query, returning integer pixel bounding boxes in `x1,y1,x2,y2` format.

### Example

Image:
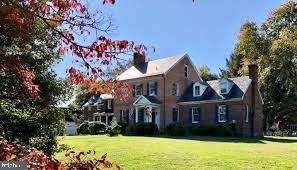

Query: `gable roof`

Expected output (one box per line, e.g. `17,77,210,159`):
117,54,186,81
133,95,161,105
178,76,252,103
83,93,114,107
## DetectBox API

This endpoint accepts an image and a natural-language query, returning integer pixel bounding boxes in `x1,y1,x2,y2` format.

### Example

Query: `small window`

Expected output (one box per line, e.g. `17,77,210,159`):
121,110,128,123
172,108,179,122
220,81,228,94
94,116,100,122
184,65,189,78
134,84,142,96
149,82,157,96
193,85,200,96
192,108,200,123
172,83,179,96
107,100,112,109
218,105,226,122
245,105,249,123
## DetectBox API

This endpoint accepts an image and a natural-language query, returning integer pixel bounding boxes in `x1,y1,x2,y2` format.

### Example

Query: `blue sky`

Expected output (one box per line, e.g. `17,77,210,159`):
54,0,287,77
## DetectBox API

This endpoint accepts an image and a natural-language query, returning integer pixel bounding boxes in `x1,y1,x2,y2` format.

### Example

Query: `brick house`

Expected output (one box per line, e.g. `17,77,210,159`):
114,53,264,137
81,94,114,126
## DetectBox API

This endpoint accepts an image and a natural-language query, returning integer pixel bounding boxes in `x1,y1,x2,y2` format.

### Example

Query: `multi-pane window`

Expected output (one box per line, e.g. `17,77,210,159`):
218,105,227,122
172,83,179,96
184,65,189,78
107,100,112,109
220,81,228,94
172,108,179,122
134,84,142,96
120,110,128,123
149,82,157,96
245,105,249,123
94,116,100,122
194,85,200,96
192,108,200,123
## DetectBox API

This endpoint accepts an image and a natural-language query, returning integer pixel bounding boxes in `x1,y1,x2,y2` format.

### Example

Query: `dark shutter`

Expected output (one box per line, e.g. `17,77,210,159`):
155,82,158,95
215,105,218,123
147,83,149,95
126,109,129,124
226,105,229,122
198,108,201,122
188,108,192,123
119,110,123,122
138,108,144,122
140,84,143,95
133,109,136,124
133,85,136,97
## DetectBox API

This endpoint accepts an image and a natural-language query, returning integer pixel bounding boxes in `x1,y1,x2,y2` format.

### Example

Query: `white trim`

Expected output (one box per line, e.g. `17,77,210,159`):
148,81,157,96
193,84,201,97
258,88,264,104
218,105,227,123
192,107,200,123
245,105,249,123
107,100,112,109
164,54,187,75
178,98,242,105
133,95,160,106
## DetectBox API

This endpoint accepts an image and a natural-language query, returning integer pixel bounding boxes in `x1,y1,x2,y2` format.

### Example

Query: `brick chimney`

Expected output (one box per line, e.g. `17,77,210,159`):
248,64,258,137
133,52,145,68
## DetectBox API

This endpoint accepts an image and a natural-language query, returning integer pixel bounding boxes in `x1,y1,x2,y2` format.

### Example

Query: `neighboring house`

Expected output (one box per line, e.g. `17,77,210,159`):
114,53,264,137
81,93,114,126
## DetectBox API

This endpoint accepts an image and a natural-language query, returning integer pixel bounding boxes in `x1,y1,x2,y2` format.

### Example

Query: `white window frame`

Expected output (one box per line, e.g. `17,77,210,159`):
172,108,179,122
94,115,101,122
184,65,189,78
149,82,157,96
218,105,227,122
192,107,200,123
135,83,142,96
245,105,249,123
220,81,228,94
172,83,179,96
193,85,201,97
107,100,112,109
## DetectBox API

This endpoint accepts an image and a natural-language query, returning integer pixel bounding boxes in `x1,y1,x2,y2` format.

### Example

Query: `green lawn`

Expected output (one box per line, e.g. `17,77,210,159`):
56,135,297,170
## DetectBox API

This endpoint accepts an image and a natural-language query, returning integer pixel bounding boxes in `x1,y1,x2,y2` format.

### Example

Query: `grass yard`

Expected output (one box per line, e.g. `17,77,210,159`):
56,135,297,170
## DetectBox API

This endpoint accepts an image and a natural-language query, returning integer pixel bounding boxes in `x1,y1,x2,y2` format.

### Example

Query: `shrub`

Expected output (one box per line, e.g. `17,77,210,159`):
125,123,158,136
190,124,232,136
165,122,186,136
0,138,120,169
118,122,128,134
77,122,90,134
89,122,106,135
107,120,121,136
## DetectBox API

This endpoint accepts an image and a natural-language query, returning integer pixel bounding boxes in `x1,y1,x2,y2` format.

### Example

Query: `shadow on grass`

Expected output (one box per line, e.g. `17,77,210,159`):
124,135,297,144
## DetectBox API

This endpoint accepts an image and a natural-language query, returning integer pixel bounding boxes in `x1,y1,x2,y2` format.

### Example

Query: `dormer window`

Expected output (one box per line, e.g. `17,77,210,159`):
193,85,201,97
220,81,228,94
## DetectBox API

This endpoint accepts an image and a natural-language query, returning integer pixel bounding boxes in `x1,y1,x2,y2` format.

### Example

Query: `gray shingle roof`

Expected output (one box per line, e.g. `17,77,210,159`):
178,76,252,103
117,54,185,80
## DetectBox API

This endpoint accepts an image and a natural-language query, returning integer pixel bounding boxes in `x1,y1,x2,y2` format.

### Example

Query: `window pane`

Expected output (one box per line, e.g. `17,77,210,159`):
219,113,226,122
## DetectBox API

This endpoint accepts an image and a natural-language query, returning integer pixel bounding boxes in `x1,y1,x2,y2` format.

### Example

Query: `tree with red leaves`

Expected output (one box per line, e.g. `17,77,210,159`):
1,0,146,100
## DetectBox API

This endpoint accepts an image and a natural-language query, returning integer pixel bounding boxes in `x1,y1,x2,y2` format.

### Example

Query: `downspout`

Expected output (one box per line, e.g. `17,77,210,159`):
163,75,166,129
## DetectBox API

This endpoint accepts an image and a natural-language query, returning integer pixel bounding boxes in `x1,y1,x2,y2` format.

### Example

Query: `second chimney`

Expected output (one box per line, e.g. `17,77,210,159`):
133,52,145,68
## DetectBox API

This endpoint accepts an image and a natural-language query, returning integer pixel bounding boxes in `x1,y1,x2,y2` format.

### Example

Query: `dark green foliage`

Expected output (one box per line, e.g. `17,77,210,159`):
198,65,219,81
118,122,128,134
106,120,121,136
77,122,90,135
89,122,106,135
125,123,158,136
165,122,186,136
190,124,232,136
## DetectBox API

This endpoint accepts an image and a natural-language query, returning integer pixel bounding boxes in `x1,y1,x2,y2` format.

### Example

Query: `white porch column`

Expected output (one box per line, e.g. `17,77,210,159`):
135,106,138,123
148,106,152,122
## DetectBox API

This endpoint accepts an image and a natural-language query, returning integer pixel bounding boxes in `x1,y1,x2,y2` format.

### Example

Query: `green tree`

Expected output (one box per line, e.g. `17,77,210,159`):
198,65,218,81
220,53,243,78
